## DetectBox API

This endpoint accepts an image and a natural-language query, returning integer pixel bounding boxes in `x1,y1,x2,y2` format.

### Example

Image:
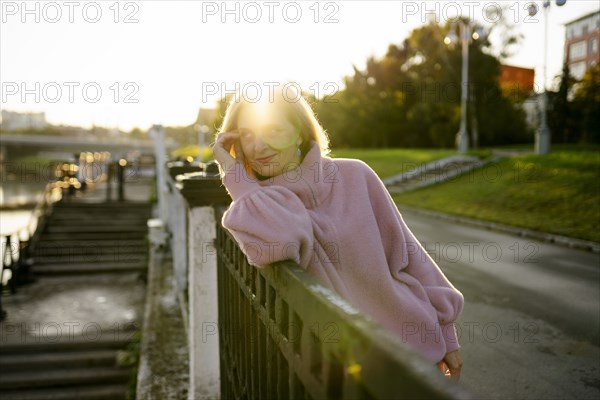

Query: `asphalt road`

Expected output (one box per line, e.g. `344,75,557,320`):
401,208,600,400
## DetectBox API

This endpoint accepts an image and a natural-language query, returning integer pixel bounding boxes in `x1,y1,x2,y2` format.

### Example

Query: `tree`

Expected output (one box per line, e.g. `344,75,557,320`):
548,63,578,143
572,63,600,143
315,18,530,148
128,127,147,140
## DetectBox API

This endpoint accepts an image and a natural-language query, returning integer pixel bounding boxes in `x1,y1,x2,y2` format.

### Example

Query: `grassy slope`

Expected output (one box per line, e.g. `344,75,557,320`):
175,144,599,241
391,150,600,242
330,148,455,178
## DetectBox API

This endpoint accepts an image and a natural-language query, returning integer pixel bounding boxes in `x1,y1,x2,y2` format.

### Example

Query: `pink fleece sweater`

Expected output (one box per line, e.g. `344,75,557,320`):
221,141,464,363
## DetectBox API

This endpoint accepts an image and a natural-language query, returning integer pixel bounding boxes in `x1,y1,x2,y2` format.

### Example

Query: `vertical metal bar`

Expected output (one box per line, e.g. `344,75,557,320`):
5,235,16,294
267,335,278,399
106,162,113,202
0,236,7,320
278,349,290,399
258,319,267,399
117,162,125,201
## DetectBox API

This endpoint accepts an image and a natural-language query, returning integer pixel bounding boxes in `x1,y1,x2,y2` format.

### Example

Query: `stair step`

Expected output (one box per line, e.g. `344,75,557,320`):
32,245,147,255
54,201,151,208
32,254,147,264
38,233,147,241
0,384,128,400
50,210,150,216
35,240,147,249
33,262,147,275
0,349,118,370
45,226,148,233
47,218,149,225
50,211,150,218
50,211,151,218
1,331,135,354
52,205,151,210
0,367,130,390
51,212,150,221
52,205,150,210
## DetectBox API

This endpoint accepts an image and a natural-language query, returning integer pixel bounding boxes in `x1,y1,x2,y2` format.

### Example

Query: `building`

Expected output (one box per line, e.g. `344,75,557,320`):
497,64,537,129
564,10,599,80
499,64,535,98
0,110,48,131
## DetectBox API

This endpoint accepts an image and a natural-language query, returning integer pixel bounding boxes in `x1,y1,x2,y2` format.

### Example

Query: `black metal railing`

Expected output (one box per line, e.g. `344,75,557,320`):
215,215,471,400
0,181,62,320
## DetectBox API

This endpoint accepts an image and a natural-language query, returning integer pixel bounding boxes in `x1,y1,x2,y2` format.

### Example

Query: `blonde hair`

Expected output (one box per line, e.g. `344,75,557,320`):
217,84,330,156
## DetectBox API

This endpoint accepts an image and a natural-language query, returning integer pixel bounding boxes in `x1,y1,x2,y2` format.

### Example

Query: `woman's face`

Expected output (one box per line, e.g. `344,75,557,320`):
237,105,302,177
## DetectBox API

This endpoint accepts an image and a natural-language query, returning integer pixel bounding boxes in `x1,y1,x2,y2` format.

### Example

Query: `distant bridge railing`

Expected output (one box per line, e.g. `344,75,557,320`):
0,133,160,152
145,124,472,400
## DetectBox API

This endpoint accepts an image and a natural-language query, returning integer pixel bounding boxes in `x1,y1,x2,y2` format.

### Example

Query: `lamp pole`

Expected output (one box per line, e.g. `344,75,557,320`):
457,22,471,153
536,0,551,154
534,0,566,154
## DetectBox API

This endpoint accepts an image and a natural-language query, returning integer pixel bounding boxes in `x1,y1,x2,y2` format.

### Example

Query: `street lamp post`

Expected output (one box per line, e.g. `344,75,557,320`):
534,0,567,155
457,22,471,153
445,21,484,153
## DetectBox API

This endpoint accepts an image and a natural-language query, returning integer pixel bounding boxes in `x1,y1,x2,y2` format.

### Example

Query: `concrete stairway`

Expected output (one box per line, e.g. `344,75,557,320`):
0,334,133,400
0,200,150,400
383,155,499,193
31,202,151,275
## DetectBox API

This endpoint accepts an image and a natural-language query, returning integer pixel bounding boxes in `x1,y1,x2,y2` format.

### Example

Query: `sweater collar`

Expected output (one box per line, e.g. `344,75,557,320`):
256,141,331,208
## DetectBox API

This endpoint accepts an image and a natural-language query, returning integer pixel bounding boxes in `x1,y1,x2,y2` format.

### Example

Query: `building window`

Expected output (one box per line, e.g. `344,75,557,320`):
590,38,598,54
570,41,587,60
571,61,587,80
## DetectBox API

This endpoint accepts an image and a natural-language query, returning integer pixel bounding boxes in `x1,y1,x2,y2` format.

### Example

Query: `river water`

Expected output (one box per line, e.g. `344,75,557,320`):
0,181,46,233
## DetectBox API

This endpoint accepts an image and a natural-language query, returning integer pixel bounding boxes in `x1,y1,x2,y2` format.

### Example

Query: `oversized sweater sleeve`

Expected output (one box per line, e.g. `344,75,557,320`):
363,164,464,353
220,163,314,268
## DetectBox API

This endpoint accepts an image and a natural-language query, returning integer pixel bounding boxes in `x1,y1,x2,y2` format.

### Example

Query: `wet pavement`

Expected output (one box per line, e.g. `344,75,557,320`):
1,178,152,346
1,273,146,346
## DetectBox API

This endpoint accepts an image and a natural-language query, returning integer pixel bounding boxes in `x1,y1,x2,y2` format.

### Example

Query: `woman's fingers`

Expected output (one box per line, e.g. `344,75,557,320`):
233,138,245,163
212,132,240,167
436,361,445,373
214,131,240,152
443,350,463,381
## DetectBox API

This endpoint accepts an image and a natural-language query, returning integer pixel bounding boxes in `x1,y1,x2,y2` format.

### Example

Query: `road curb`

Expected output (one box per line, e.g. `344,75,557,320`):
398,205,600,254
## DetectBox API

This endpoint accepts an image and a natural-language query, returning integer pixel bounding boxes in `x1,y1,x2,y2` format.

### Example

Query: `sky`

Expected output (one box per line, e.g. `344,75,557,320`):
1,0,599,131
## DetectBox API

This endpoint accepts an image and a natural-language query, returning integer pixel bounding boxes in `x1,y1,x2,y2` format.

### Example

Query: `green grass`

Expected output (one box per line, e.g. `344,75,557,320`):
171,145,455,179
392,150,600,242
169,144,599,241
15,155,71,164
330,148,457,178
171,145,213,161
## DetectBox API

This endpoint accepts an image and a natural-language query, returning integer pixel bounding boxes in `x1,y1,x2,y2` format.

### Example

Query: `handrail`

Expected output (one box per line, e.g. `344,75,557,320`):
0,180,62,320
24,181,63,255
214,209,472,400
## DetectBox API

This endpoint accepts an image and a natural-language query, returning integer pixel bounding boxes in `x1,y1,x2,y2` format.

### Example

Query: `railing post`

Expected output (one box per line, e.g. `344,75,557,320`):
165,161,204,333
0,236,8,320
176,164,231,400
117,160,125,201
150,125,169,224
106,161,113,202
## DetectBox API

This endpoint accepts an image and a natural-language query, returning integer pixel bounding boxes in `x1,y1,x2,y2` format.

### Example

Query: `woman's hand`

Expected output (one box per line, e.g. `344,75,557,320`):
212,131,244,172
437,350,463,380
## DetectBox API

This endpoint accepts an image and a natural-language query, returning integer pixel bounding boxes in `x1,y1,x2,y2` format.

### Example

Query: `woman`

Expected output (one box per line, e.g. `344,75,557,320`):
212,87,464,380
